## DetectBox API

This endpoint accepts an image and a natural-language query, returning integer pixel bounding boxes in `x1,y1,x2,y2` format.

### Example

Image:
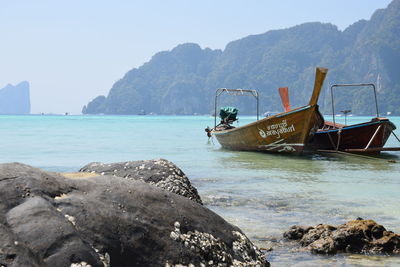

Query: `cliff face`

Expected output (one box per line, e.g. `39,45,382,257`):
0,81,31,115
83,0,400,115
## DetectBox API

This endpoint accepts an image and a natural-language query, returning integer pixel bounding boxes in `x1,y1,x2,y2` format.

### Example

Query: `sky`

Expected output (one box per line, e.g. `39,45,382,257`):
0,0,393,114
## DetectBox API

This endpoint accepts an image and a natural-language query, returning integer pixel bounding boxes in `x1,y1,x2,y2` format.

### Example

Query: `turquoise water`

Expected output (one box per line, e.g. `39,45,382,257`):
1,115,400,266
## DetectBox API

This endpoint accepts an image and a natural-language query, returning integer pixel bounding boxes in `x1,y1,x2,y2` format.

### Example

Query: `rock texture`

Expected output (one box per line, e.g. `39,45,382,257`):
284,218,400,255
79,158,202,205
0,162,268,266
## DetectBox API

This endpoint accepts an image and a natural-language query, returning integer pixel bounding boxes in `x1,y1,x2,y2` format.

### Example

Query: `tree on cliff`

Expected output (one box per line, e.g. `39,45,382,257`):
83,0,400,116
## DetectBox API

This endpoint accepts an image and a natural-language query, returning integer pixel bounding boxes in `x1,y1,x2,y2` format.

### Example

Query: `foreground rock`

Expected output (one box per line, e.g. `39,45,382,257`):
0,162,268,266
80,159,202,205
284,218,400,255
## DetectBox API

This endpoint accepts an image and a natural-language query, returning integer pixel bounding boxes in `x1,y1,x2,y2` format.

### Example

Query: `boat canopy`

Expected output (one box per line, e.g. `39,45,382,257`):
213,88,259,127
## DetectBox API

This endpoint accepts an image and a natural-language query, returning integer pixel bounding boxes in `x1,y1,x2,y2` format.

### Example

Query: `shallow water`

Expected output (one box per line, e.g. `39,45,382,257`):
1,115,399,266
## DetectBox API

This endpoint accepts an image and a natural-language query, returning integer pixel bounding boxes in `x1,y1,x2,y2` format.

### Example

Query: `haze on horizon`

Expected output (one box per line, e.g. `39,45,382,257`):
0,0,392,114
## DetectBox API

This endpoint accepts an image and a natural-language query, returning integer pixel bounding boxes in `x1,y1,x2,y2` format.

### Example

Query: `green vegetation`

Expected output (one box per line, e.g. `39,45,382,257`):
83,0,400,116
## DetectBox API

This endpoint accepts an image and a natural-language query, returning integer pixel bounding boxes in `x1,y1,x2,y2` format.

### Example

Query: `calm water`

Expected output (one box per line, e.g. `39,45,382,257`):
1,115,400,266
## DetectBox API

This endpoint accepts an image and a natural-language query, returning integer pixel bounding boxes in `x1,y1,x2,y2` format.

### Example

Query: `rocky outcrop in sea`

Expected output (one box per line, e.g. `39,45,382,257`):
0,81,30,114
0,162,269,266
284,218,400,255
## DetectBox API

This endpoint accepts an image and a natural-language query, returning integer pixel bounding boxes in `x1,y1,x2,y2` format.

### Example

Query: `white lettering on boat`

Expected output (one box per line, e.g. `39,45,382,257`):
259,120,296,139
259,129,267,138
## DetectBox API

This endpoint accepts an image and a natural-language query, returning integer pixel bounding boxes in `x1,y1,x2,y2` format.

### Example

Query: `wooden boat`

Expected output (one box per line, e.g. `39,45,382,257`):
311,118,398,153
205,67,328,154
278,84,400,154
312,84,400,153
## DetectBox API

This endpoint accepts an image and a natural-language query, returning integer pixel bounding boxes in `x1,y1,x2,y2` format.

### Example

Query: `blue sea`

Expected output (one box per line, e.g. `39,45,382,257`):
1,115,400,266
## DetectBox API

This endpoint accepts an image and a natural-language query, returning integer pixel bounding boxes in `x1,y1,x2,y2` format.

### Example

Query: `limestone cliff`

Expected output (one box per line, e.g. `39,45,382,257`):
0,81,31,114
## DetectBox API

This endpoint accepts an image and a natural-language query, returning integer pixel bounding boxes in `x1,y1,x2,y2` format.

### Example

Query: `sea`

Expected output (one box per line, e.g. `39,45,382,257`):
1,114,400,266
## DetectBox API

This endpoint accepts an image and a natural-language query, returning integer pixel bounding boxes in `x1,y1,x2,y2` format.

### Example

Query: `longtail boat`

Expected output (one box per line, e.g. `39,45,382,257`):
205,67,327,154
278,84,400,154
312,84,400,153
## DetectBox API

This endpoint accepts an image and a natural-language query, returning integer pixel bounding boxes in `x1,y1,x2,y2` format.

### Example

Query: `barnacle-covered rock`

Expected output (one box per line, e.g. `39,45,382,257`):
167,221,267,266
79,159,202,204
0,162,268,266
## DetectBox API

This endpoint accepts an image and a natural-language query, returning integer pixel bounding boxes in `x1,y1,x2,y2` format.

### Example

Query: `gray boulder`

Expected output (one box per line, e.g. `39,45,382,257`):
80,158,202,204
0,162,268,266
0,224,42,267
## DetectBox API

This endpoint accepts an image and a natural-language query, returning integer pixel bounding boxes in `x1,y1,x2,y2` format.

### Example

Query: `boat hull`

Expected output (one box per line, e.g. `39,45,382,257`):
311,118,396,153
212,105,323,154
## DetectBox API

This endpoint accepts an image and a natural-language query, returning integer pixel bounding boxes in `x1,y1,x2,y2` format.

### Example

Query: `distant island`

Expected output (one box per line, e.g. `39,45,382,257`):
83,0,400,116
0,81,31,115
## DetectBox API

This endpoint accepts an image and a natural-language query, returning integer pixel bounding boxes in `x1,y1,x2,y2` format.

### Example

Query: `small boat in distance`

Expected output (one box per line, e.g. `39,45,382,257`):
278,83,400,154
205,67,328,154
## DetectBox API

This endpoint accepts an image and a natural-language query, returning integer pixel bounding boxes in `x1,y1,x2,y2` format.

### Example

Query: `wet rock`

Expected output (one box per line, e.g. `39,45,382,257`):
0,162,269,266
284,218,400,255
283,225,313,240
80,159,202,204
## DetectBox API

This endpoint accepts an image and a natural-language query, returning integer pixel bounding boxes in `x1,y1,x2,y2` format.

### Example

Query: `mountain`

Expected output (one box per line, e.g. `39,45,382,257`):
0,81,31,115
83,0,400,116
